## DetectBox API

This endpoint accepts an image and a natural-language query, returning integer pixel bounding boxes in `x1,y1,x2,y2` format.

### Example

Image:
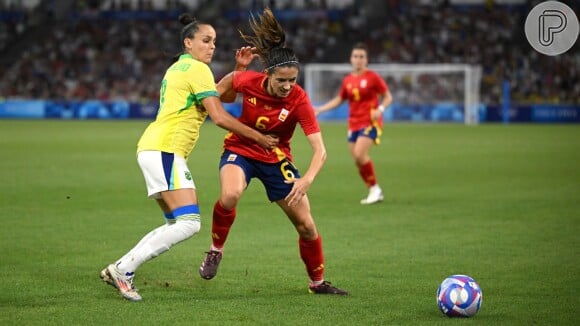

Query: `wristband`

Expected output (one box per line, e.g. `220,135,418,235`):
378,105,385,113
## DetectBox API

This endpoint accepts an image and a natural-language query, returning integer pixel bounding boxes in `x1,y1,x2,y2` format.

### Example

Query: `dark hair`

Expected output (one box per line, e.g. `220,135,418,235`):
171,13,204,62
239,8,299,74
352,42,368,53
179,13,201,46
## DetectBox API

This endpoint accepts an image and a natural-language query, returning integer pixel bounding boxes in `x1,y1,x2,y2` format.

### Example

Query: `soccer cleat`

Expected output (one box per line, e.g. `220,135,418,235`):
199,250,223,280
100,264,142,301
308,281,349,295
360,186,384,205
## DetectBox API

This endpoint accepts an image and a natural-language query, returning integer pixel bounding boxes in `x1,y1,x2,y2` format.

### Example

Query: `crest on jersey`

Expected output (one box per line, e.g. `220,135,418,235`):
278,108,289,122
361,79,367,88
227,154,237,162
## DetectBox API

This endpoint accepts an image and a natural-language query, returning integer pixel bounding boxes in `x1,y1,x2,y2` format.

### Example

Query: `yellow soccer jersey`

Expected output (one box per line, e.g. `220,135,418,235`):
137,54,219,158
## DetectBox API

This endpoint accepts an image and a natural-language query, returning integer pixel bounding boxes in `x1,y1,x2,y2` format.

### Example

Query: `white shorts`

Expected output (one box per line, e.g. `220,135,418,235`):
137,151,196,199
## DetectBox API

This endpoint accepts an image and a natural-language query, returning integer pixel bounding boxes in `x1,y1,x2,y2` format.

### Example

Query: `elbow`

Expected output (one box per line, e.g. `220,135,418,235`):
320,149,327,164
220,93,236,103
211,114,228,128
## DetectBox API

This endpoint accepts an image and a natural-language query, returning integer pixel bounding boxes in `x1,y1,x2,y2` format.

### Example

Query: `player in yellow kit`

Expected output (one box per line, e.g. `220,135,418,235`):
99,13,278,301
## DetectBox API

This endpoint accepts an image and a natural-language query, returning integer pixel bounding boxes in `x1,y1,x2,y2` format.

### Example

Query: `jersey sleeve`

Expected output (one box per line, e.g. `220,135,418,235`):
372,71,388,94
296,90,320,136
232,70,258,93
338,75,349,99
189,63,219,100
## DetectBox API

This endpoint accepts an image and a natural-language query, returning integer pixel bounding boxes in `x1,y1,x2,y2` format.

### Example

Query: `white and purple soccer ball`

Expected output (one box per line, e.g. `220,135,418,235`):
437,274,482,317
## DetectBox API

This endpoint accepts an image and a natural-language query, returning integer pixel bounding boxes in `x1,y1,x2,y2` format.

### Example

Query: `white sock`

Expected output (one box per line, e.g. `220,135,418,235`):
311,280,324,286
210,244,223,252
116,214,200,273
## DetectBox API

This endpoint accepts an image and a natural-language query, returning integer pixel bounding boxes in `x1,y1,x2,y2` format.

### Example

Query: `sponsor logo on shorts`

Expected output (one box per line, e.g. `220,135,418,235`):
227,154,237,162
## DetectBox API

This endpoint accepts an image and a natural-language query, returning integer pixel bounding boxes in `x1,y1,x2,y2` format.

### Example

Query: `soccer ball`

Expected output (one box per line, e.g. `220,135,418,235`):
436,274,482,317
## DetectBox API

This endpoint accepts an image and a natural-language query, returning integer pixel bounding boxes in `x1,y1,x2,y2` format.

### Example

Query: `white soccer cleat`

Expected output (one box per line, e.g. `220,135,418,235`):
360,186,384,205
100,264,142,301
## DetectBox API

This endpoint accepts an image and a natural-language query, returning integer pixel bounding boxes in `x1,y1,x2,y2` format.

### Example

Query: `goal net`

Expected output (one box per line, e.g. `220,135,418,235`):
304,63,482,125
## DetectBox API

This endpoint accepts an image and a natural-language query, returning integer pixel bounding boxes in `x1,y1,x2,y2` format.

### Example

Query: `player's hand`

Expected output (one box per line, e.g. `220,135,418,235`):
372,105,385,121
235,46,258,69
257,133,279,150
284,177,311,206
371,108,382,120
314,107,321,117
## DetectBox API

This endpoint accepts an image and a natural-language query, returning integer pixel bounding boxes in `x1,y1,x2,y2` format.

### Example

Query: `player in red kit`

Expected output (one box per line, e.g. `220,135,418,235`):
315,42,393,205
198,8,348,295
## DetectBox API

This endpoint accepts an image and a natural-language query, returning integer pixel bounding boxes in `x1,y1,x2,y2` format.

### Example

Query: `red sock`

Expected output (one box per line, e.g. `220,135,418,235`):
299,235,325,282
358,160,377,187
211,201,236,249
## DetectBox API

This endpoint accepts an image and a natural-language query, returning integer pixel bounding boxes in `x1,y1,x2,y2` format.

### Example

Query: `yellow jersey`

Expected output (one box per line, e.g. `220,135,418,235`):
137,54,218,158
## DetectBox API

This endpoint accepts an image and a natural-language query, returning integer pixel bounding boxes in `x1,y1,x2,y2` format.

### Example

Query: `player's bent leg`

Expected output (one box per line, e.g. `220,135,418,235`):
104,204,201,300
276,195,318,239
352,136,384,204
200,163,246,280
276,197,348,295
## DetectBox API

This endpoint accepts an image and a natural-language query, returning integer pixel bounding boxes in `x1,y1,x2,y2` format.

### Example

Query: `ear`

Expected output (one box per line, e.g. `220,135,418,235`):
184,37,193,49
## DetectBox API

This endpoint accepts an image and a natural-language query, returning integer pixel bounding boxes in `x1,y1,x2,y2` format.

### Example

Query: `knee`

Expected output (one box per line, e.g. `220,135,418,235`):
175,217,201,238
172,205,201,238
220,188,243,210
354,155,370,167
296,220,318,240
351,151,366,165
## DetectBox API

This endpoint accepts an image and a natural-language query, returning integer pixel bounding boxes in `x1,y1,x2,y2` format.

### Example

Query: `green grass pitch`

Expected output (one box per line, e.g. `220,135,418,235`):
0,120,578,325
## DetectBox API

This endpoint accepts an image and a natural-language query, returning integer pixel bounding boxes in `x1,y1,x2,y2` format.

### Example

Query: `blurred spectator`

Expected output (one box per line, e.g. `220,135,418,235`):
0,0,578,105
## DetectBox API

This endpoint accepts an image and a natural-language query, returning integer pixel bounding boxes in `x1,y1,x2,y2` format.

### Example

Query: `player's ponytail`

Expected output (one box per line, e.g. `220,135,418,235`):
239,7,299,74
179,13,199,42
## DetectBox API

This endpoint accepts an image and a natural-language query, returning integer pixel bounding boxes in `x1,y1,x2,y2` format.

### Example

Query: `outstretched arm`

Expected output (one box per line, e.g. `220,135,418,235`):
202,96,278,149
314,95,343,116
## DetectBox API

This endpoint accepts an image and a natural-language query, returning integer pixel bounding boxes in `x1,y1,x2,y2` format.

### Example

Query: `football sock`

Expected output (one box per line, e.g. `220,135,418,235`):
164,212,176,224
299,235,325,283
358,160,378,187
311,280,324,287
211,201,236,249
116,205,201,274
116,224,167,271
117,212,175,265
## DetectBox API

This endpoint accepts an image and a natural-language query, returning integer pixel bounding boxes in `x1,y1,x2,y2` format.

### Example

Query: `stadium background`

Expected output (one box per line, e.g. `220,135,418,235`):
0,0,578,122
1,2,579,324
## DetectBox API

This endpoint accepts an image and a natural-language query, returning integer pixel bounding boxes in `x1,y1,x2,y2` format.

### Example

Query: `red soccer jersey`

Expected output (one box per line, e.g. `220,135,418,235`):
223,70,320,163
339,70,388,131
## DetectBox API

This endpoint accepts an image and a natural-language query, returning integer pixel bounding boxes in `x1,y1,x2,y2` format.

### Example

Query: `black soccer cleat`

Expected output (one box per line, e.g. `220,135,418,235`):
308,281,349,295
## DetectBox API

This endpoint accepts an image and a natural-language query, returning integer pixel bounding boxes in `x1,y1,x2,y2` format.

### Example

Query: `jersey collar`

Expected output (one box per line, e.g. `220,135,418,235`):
179,53,194,61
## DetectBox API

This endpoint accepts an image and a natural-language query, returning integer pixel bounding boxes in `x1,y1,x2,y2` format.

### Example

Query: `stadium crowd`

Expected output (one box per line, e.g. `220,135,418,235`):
0,0,578,105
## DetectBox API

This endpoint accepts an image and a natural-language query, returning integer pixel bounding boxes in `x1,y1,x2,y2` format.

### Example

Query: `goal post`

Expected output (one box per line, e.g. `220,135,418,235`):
304,63,482,125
